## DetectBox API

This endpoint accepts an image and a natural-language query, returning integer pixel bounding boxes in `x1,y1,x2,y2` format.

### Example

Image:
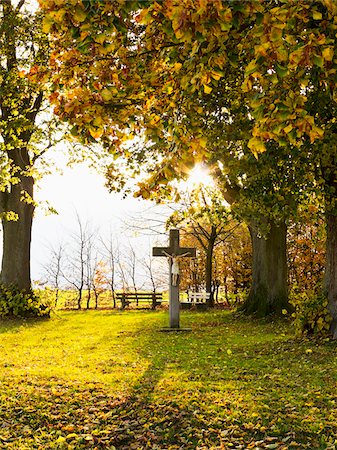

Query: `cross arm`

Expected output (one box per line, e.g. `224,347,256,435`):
153,247,171,257
152,247,196,257
177,248,196,257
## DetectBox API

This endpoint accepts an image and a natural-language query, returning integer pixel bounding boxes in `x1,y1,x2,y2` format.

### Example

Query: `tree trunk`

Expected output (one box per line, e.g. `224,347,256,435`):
324,213,337,338
205,226,217,307
86,289,91,309
94,292,99,309
111,287,116,308
54,288,59,308
151,290,157,310
0,177,34,291
77,289,82,310
242,219,289,317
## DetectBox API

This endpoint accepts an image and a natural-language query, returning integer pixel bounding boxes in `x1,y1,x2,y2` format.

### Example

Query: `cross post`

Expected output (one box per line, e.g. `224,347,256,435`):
153,229,196,329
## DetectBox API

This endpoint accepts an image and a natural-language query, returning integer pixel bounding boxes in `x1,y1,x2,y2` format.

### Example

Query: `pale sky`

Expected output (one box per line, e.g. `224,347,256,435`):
31,155,211,287
32,160,168,283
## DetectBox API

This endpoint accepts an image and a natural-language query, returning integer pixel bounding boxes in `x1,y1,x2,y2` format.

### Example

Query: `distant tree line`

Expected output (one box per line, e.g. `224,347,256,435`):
39,213,168,310
38,206,325,314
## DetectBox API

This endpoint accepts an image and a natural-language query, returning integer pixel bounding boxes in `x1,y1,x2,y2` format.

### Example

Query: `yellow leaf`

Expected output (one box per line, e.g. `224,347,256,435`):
289,49,303,67
73,6,87,23
245,59,259,76
199,137,207,148
139,188,150,199
89,127,103,140
66,433,78,440
317,317,324,330
101,89,113,101
42,17,54,33
312,10,322,20
52,9,66,22
248,137,266,155
211,70,223,81
270,26,283,42
322,47,334,62
203,84,212,94
163,83,174,94
309,125,324,142
93,116,103,127
227,349,232,355
283,124,293,134
95,34,107,44
254,42,271,58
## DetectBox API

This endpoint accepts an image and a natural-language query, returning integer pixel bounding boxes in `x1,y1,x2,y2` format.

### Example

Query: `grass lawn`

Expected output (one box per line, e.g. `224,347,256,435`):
0,309,336,449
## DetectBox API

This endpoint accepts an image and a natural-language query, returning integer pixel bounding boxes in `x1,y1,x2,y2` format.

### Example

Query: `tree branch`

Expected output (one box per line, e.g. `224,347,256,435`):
15,0,25,11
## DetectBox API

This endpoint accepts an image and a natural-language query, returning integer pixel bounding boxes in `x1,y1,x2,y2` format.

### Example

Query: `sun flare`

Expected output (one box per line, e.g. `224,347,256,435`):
185,164,214,190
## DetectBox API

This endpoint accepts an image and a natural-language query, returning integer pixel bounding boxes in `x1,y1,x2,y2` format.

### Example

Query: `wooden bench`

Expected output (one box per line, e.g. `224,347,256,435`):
181,292,210,310
187,292,210,303
116,292,163,309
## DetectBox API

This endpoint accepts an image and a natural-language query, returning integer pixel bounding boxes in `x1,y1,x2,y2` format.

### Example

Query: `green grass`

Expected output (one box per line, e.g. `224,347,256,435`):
0,310,337,449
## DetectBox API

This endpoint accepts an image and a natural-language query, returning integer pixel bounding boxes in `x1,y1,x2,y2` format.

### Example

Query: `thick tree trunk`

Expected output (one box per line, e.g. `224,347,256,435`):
242,219,289,317
324,213,337,338
0,177,34,291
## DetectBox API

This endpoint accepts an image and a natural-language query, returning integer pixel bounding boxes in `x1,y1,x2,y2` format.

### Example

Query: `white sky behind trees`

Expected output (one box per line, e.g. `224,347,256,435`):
31,156,212,288
32,156,168,285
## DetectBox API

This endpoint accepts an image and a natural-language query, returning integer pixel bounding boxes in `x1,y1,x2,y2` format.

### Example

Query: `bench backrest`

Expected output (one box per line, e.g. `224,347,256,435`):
188,292,210,302
116,292,163,299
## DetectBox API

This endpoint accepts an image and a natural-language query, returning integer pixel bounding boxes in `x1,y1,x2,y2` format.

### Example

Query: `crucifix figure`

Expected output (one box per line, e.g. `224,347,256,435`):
161,251,191,286
153,229,196,329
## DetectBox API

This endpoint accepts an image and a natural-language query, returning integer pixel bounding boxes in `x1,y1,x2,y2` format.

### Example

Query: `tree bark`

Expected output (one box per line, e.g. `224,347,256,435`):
242,219,289,316
111,287,116,308
86,289,91,309
324,212,337,338
0,176,34,292
77,289,83,310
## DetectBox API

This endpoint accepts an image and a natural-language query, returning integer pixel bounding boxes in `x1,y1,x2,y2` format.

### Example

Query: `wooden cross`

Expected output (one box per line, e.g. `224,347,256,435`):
153,229,196,329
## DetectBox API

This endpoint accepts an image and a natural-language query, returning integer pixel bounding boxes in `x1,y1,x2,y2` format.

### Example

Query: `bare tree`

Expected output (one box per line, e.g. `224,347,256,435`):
122,204,169,236
42,242,65,307
91,259,107,309
125,243,140,305
100,232,118,308
62,213,94,310
117,253,128,309
141,252,167,309
84,232,97,309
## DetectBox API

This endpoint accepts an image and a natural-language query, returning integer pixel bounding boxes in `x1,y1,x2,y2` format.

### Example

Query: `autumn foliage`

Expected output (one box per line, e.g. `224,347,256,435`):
37,0,337,331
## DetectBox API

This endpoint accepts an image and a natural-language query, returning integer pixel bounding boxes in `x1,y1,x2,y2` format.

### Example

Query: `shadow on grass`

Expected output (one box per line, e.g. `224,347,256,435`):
0,316,50,334
1,311,337,449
